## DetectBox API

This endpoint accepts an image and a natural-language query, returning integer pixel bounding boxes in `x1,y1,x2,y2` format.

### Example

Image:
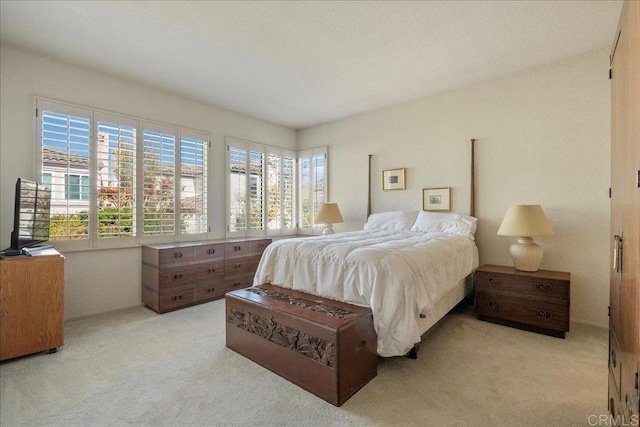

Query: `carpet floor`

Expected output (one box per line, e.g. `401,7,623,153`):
0,300,608,426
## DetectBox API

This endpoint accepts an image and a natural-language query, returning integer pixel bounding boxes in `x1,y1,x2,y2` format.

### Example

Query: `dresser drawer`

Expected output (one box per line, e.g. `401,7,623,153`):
193,260,225,282
195,282,226,303
476,292,569,332
475,270,569,303
158,287,196,312
158,247,196,266
225,274,254,293
224,258,255,276
225,241,252,258
250,239,271,254
158,266,194,289
195,243,225,260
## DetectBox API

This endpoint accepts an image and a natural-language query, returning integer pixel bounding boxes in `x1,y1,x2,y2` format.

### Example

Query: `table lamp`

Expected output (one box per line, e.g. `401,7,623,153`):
315,203,343,235
497,204,554,272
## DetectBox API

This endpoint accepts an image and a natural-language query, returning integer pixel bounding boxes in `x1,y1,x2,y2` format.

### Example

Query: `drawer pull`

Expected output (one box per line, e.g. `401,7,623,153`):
537,310,552,319
234,245,242,251
488,301,501,310
537,283,552,292
488,277,499,285
208,268,216,274
172,294,183,302
233,282,242,287
173,273,183,280
208,248,216,255
234,264,241,269
174,252,183,259
207,287,216,293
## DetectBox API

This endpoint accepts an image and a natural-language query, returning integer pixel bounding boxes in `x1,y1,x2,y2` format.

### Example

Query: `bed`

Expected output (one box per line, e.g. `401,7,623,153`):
253,210,479,357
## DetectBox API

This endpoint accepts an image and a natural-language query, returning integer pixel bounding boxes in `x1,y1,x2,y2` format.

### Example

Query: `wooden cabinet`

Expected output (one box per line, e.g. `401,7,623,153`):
0,251,65,361
474,264,570,338
609,0,640,422
142,237,271,313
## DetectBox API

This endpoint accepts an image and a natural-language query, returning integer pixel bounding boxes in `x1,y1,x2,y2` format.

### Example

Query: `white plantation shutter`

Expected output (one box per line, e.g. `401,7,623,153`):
282,153,296,230
266,148,296,234
248,147,265,232
95,113,137,244
37,98,210,249
226,138,267,237
180,131,208,236
298,146,327,234
38,100,91,243
141,123,177,237
228,143,247,235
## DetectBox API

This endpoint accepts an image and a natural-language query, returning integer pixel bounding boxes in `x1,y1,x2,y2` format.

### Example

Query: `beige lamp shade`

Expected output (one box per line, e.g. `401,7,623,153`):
497,204,554,272
315,203,343,235
497,205,554,237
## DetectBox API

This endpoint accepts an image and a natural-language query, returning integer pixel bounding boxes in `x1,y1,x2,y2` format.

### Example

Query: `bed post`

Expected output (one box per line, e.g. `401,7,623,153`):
367,154,372,218
470,139,476,217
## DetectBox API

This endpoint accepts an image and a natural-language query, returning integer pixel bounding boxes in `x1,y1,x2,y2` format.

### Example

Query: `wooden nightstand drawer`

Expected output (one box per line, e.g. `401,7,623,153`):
474,264,570,338
476,292,568,332
475,270,569,303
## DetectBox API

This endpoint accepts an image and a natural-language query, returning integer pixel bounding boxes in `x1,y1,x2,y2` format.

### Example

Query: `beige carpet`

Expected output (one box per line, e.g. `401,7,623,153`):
0,299,607,426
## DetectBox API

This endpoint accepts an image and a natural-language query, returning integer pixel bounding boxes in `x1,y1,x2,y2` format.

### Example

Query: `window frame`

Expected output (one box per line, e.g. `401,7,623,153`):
297,146,328,235
36,97,210,251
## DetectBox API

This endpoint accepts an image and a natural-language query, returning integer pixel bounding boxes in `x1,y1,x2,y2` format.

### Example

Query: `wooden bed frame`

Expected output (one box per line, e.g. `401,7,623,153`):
369,139,478,358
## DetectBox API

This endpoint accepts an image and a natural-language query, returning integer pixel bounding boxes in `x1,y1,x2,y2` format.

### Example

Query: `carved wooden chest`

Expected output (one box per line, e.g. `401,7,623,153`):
225,284,377,406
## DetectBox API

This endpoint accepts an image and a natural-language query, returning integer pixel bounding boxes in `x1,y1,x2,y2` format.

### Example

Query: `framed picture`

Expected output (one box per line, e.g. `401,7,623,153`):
422,187,451,211
382,168,406,191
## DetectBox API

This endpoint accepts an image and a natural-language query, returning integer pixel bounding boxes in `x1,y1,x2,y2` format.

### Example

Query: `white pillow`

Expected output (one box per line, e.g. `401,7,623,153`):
364,211,419,231
410,211,478,240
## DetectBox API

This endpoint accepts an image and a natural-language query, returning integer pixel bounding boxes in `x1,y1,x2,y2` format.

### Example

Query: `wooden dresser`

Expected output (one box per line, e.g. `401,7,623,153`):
142,237,271,313
0,250,65,361
475,264,570,338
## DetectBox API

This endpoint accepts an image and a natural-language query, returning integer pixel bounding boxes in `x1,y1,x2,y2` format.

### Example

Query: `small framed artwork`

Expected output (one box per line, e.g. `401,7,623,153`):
422,187,451,211
382,168,406,191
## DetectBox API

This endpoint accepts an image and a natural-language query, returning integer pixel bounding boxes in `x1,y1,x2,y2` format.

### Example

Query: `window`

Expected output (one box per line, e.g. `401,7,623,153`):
37,98,209,249
39,103,91,241
65,174,90,200
226,138,265,237
179,132,208,235
298,147,327,234
96,114,136,240
266,148,297,234
227,138,325,237
142,126,176,237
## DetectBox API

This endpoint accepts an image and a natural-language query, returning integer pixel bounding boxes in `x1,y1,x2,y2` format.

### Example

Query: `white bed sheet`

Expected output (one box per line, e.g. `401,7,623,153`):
253,229,479,357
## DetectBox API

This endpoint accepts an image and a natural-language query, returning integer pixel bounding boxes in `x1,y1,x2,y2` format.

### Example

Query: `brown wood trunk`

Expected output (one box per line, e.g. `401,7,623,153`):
225,284,377,406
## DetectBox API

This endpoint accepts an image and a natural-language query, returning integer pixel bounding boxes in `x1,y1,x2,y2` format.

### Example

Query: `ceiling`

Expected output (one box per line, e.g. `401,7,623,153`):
0,1,623,129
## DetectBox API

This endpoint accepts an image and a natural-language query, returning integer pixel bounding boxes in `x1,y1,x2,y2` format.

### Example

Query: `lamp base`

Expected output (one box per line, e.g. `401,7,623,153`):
323,224,335,235
510,237,544,272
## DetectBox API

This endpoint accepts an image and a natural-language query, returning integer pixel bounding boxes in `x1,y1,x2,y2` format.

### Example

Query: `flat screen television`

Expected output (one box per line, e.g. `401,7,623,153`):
9,178,52,250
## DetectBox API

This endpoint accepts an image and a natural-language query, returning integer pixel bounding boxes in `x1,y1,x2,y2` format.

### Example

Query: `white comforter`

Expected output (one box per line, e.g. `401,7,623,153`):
253,229,478,357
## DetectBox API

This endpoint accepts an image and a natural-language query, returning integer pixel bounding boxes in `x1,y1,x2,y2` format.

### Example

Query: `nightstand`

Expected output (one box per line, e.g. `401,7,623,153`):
474,264,570,338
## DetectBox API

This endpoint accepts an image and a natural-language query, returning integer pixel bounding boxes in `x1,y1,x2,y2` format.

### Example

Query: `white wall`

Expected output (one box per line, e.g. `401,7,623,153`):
299,48,611,328
0,43,296,319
